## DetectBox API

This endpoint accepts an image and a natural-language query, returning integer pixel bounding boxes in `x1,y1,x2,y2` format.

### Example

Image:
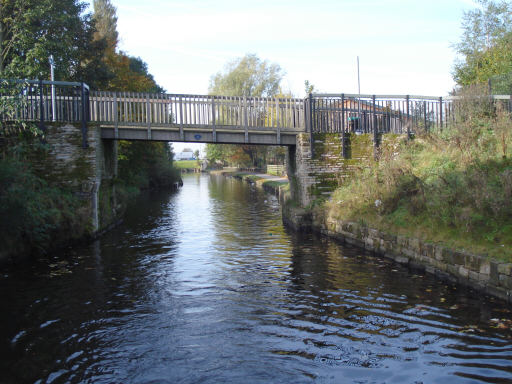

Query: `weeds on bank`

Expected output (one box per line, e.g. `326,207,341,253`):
327,86,512,260
0,154,84,256
262,180,289,189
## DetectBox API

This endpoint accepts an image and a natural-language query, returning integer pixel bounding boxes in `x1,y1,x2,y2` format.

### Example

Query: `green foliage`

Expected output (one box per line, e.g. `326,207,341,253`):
206,143,270,168
93,0,118,53
207,54,286,168
209,53,283,97
244,174,263,182
0,0,96,79
262,180,288,189
89,2,175,192
304,80,316,95
0,0,179,260
0,157,83,256
175,160,199,170
118,141,180,191
453,0,512,88
327,97,512,259
0,80,41,137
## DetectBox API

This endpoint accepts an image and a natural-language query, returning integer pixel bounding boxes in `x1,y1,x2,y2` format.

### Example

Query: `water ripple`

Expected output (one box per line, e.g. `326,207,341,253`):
0,174,511,383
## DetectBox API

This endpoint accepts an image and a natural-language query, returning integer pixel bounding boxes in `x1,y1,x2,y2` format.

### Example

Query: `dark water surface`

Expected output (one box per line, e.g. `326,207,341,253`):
1,174,511,384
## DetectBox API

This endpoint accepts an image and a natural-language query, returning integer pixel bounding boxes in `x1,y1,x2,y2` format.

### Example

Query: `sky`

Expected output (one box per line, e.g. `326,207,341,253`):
85,0,477,154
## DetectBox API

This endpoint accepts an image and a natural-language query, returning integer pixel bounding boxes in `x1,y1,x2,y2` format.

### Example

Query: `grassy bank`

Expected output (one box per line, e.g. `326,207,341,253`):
174,160,200,170
218,170,289,193
323,98,512,261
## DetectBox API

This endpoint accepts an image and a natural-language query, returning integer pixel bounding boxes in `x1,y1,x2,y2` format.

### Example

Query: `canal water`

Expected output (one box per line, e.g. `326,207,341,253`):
1,174,511,384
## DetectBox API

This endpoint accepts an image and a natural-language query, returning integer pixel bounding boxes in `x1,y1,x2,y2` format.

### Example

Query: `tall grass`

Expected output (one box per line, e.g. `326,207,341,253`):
326,86,512,260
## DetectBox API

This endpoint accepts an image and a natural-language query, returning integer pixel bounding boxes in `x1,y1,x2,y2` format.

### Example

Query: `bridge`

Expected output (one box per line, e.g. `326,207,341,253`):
2,79,512,234
91,91,305,145
1,79,477,149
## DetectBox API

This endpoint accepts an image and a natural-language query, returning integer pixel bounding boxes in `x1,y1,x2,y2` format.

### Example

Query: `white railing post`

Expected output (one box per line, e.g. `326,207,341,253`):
244,96,248,143
114,92,118,139
179,96,184,141
211,97,216,142
146,93,151,139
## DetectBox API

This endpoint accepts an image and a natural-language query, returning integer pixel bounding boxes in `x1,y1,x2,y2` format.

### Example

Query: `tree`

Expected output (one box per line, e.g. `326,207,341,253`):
453,0,512,87
304,80,316,95
0,0,95,79
90,0,174,190
207,54,285,167
105,53,163,92
206,143,229,166
209,53,284,97
93,0,118,54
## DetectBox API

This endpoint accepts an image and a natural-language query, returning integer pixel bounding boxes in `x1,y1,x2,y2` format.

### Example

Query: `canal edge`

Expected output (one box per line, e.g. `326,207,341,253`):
282,206,512,305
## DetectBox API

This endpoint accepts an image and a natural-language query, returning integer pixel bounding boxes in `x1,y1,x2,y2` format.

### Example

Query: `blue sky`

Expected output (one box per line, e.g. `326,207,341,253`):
85,0,477,153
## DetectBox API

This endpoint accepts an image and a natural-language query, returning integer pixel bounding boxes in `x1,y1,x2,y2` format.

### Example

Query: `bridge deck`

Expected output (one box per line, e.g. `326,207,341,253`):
90,92,306,145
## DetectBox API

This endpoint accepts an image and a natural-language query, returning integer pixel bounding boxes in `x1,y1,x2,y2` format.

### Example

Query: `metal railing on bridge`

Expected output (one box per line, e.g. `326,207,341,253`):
308,94,449,135
0,79,89,146
306,93,512,135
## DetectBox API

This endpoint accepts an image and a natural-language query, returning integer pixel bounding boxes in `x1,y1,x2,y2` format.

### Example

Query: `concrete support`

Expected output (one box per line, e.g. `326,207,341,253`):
95,138,119,232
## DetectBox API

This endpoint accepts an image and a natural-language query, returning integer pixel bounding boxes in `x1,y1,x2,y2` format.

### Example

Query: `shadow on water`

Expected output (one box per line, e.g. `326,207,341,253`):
0,173,510,383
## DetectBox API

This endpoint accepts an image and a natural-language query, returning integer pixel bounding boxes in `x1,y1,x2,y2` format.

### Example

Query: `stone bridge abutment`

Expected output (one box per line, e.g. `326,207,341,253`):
31,123,119,236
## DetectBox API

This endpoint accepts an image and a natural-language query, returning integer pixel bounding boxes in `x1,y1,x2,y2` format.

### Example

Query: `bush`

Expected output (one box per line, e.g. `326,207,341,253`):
0,158,83,257
117,141,181,192
327,90,512,259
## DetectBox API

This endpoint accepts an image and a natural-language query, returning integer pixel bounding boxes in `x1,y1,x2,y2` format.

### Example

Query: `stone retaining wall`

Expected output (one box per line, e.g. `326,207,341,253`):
284,130,511,304
284,207,512,304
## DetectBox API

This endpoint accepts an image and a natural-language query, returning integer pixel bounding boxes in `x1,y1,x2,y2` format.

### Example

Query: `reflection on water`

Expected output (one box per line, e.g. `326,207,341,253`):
0,174,511,383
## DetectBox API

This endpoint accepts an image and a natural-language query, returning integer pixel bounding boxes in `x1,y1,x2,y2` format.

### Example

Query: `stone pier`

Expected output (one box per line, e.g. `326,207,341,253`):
30,122,119,235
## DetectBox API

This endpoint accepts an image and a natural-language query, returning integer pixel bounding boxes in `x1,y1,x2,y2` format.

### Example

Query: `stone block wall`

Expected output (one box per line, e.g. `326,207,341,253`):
288,132,403,207
28,123,118,234
313,214,512,303
284,131,512,303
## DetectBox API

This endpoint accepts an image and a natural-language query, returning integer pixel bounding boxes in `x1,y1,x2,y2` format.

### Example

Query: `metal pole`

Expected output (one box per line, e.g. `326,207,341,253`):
372,95,378,143
39,79,45,134
372,95,379,159
357,56,361,131
81,82,88,148
423,101,427,132
309,93,314,159
439,97,443,131
49,55,56,121
406,95,411,139
341,93,346,158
